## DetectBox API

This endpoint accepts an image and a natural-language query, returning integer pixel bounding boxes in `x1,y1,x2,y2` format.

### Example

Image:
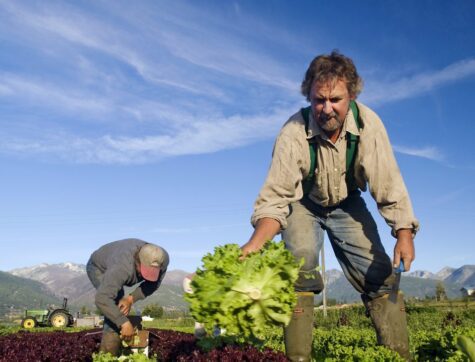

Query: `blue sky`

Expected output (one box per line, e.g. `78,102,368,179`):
1,0,474,274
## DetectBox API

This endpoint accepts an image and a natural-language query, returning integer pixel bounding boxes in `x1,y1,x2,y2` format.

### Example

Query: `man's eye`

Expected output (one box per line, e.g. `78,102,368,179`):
330,98,341,103
314,98,324,103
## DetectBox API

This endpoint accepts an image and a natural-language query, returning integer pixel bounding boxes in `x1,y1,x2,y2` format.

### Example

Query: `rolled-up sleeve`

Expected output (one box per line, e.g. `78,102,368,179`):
95,267,130,328
358,108,420,237
251,120,309,229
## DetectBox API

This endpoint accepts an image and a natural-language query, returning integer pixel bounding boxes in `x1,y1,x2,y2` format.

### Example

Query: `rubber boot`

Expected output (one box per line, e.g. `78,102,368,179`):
284,292,314,362
99,331,121,356
363,292,411,361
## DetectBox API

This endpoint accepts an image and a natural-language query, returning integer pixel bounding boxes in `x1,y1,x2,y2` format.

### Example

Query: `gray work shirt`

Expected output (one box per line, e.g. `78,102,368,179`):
251,101,419,237
88,238,168,328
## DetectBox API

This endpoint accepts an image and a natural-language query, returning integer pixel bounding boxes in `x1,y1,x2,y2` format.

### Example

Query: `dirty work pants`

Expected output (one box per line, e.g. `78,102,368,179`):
86,260,124,333
281,191,395,298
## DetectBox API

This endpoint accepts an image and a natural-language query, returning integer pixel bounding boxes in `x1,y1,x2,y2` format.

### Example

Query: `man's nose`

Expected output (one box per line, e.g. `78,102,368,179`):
322,100,333,114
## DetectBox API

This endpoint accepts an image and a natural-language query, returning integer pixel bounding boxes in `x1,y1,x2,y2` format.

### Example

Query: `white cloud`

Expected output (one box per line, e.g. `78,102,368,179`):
393,145,445,162
0,105,294,164
363,58,475,104
156,27,297,91
0,1,296,97
0,83,13,95
1,1,472,166
2,74,112,115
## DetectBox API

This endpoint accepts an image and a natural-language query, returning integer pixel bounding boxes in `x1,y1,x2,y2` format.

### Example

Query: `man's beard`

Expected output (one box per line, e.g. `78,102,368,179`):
317,112,344,132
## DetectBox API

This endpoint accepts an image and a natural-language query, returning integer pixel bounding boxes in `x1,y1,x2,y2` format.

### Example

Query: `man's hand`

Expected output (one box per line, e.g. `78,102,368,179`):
241,240,265,258
393,229,415,271
241,218,281,258
118,295,134,316
183,273,196,294
120,320,135,342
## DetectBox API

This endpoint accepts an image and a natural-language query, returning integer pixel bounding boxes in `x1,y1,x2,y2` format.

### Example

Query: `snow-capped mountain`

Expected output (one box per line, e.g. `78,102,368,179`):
4,263,474,309
9,262,189,299
407,270,436,279
444,265,475,286
435,267,457,280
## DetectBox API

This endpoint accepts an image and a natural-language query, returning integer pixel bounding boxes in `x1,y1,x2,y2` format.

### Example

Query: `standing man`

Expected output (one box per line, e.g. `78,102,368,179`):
87,238,169,356
241,51,419,361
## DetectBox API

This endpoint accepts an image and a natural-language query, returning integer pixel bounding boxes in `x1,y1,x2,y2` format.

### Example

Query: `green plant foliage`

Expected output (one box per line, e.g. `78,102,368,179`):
314,306,372,329
142,303,164,319
92,352,117,362
92,352,156,362
0,325,90,336
80,306,90,315
456,335,475,361
255,305,475,361
196,334,238,352
411,328,475,361
185,241,302,339
2,305,475,360
311,327,404,361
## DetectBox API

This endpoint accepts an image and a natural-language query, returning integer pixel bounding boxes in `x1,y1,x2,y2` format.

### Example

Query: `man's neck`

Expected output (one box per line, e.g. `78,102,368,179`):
325,127,342,144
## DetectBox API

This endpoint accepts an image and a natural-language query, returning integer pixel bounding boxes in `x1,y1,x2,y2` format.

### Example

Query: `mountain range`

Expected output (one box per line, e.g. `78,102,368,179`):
2,264,189,315
322,265,475,302
2,263,474,315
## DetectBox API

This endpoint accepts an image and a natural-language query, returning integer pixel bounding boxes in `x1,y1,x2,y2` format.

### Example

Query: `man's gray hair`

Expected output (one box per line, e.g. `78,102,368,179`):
301,50,363,101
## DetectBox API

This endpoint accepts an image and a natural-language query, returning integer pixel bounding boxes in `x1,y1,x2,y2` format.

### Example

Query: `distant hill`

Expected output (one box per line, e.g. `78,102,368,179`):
128,284,189,311
316,273,464,304
8,263,191,312
3,263,474,314
436,267,457,280
400,276,463,299
408,265,474,285
408,270,436,279
320,272,359,303
444,265,475,286
0,271,62,312
10,263,90,302
316,267,470,303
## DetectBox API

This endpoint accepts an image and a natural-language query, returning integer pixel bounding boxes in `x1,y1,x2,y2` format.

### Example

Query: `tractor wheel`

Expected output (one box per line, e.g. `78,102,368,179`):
21,317,37,329
50,311,69,328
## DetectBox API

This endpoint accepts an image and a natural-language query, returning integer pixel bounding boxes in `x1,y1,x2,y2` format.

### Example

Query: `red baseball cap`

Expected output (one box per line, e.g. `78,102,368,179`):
138,244,169,282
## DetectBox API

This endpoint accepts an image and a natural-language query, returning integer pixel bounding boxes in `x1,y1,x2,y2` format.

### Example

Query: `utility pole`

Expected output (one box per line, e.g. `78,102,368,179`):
321,242,327,318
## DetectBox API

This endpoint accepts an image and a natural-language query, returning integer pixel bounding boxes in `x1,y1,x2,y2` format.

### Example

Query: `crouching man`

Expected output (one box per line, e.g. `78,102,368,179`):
87,238,169,355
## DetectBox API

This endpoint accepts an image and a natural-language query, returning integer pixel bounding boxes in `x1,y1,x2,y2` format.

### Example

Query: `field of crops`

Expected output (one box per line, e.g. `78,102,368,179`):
307,303,475,361
0,303,474,361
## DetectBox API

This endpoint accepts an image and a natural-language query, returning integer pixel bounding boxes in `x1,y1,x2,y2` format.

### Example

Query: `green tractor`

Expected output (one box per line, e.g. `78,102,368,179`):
21,297,74,329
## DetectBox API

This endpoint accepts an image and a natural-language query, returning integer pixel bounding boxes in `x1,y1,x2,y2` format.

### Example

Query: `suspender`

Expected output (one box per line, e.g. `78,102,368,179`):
301,100,361,195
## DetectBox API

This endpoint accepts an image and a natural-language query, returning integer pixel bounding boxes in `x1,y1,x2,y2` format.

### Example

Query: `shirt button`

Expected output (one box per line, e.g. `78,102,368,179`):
334,168,338,172
334,186,338,190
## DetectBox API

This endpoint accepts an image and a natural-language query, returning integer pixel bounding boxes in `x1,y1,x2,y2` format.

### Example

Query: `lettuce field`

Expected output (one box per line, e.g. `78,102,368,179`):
0,328,287,361
0,303,474,361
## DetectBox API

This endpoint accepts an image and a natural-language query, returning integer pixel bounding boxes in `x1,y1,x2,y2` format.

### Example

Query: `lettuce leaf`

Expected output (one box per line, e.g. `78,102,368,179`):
185,241,303,339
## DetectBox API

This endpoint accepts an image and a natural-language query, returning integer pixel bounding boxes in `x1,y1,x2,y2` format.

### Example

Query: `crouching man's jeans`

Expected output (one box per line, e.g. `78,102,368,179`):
281,191,395,299
86,259,124,333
